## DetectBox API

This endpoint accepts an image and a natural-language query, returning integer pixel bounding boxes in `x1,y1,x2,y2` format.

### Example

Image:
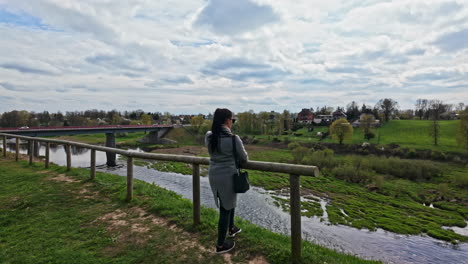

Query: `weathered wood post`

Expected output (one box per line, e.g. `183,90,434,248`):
2,135,6,158
66,144,71,171
29,140,33,165
33,141,40,157
192,163,201,226
90,149,96,180
126,156,134,201
290,174,302,264
15,137,19,161
45,142,50,168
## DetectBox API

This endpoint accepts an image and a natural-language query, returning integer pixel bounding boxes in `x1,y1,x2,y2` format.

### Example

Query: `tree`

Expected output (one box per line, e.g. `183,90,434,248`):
415,99,428,120
190,115,205,134
456,103,465,113
330,118,353,144
281,110,292,132
346,101,360,121
456,107,468,151
38,111,51,126
376,98,398,122
428,100,445,145
360,114,375,141
140,114,153,125
257,111,270,134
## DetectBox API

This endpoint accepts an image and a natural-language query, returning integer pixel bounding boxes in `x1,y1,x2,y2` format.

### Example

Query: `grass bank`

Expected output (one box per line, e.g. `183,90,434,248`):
246,150,468,244
0,158,377,264
245,120,464,154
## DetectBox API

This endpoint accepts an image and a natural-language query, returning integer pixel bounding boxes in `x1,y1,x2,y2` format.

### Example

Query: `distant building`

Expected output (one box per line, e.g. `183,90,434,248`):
352,113,380,128
297,108,314,124
313,115,333,125
332,110,347,120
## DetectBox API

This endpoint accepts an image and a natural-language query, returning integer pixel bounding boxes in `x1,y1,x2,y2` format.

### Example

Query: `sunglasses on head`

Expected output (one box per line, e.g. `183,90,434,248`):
231,118,236,124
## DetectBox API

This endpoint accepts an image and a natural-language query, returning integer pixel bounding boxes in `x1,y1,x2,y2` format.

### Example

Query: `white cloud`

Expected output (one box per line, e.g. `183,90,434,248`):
0,0,466,114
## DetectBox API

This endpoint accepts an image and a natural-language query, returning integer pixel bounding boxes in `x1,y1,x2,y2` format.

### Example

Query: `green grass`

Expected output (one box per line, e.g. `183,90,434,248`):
0,158,378,264
54,132,148,146
370,120,461,152
240,120,465,153
298,163,468,243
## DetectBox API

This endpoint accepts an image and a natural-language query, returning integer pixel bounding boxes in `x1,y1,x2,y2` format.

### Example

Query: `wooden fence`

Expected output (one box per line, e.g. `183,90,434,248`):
0,133,319,263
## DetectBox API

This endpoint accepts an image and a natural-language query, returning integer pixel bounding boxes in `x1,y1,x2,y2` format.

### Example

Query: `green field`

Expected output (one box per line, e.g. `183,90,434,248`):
244,120,464,153
0,158,377,264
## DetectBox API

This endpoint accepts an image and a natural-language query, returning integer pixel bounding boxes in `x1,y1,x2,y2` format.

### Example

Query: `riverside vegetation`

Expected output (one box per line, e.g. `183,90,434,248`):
52,120,468,244
0,158,377,263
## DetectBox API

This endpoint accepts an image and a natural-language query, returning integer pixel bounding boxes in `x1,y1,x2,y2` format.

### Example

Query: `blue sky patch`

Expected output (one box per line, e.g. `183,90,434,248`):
0,8,49,30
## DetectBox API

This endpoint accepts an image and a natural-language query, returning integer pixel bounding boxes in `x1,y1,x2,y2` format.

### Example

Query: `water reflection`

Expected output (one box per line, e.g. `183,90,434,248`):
1,140,467,264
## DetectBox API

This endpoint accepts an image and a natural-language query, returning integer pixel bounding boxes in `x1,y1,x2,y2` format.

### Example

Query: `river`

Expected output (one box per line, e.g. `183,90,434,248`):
3,141,468,264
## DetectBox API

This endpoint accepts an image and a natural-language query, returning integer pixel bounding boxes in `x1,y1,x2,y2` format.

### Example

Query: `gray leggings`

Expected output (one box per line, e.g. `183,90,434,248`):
217,205,235,246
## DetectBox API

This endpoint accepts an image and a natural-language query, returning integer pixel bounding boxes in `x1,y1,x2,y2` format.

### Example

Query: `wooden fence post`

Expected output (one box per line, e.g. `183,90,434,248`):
126,157,133,201
15,137,19,162
45,142,50,168
290,174,302,264
66,144,71,171
90,149,96,180
192,163,201,226
29,140,33,165
2,135,6,158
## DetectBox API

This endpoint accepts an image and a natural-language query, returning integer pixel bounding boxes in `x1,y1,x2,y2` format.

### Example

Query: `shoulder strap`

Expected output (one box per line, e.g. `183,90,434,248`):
232,135,240,169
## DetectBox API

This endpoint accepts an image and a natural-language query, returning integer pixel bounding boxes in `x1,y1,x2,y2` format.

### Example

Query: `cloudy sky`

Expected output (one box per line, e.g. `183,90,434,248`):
0,0,467,114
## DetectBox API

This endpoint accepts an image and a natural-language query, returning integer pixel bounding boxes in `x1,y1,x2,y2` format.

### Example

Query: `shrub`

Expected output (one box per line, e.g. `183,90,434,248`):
302,148,339,169
291,146,309,163
406,148,417,158
454,173,468,188
431,151,446,161
366,156,442,180
288,142,301,150
332,165,374,183
437,183,450,200
364,132,375,141
373,175,385,189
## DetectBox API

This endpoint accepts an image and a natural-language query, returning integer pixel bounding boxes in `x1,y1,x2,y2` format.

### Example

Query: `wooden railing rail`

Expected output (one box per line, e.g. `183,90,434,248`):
0,132,319,263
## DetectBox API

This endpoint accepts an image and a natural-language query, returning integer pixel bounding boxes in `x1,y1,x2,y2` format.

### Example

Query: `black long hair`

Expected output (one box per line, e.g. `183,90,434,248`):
209,108,233,153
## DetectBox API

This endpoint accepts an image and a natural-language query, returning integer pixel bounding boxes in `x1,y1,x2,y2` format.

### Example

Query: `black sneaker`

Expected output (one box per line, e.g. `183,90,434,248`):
215,240,235,254
228,226,242,237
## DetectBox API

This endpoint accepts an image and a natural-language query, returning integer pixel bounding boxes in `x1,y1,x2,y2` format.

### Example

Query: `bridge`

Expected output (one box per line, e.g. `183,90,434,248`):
0,125,174,166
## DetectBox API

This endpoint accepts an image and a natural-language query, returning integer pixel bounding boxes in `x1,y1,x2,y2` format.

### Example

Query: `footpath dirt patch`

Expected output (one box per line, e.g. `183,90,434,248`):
49,174,79,183
95,207,217,259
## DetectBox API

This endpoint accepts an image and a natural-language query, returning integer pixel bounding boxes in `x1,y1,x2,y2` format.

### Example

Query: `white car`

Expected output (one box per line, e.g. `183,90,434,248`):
19,126,29,129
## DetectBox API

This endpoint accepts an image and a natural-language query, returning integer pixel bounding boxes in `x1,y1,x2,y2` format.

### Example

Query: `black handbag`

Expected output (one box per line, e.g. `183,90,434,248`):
232,135,250,193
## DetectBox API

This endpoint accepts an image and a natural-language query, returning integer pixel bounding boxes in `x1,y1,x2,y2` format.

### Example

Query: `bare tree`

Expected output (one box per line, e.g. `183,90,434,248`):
376,98,399,123
415,99,428,120
428,100,445,145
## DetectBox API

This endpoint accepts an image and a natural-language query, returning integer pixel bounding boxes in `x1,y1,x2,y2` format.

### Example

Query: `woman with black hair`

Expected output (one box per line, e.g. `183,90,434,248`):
205,108,248,254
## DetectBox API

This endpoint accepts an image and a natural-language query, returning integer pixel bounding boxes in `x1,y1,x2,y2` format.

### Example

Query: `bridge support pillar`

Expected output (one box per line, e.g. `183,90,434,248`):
105,133,117,167
137,128,176,144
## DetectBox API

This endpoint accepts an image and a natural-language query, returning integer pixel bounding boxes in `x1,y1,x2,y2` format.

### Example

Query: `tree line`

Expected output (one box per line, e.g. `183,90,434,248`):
0,109,170,128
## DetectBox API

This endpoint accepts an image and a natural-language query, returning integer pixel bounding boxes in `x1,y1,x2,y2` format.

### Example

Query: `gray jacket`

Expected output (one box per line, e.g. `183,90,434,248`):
205,128,248,210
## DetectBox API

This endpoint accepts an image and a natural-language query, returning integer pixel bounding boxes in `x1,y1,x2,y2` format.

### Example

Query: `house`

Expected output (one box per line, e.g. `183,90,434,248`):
440,112,458,120
332,110,347,120
297,108,314,124
352,113,380,128
313,115,333,125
